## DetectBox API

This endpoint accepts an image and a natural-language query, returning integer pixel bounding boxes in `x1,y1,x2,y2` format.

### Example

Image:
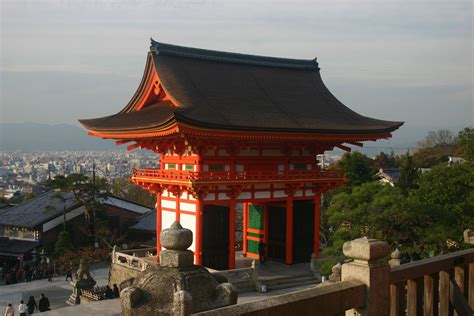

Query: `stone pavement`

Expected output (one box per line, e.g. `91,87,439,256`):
0,264,109,314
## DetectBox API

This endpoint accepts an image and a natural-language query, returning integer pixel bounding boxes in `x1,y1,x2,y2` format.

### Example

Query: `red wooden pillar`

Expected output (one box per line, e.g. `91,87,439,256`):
243,202,248,255
156,192,162,261
264,204,269,254
285,197,293,265
195,200,203,265
314,194,321,257
176,190,181,222
229,199,236,269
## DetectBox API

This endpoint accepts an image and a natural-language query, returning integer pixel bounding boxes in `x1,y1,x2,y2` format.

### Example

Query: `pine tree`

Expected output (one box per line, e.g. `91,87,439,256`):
53,230,75,258
397,152,419,196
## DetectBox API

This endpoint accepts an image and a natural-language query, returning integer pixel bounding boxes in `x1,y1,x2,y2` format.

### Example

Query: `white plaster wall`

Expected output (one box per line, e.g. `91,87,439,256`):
273,190,287,198
162,210,176,231
237,192,251,200
179,213,196,253
162,199,177,210
255,191,271,199
180,202,196,212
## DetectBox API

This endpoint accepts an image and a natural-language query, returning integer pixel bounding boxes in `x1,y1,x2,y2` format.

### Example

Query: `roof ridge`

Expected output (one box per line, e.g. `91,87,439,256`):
150,38,319,70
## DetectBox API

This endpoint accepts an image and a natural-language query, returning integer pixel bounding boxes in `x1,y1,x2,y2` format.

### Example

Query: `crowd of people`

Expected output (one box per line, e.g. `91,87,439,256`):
2,264,54,285
3,293,50,315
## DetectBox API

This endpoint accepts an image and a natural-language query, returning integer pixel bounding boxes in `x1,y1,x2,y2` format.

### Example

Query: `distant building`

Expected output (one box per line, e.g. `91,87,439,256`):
0,191,152,267
448,156,465,165
375,168,401,186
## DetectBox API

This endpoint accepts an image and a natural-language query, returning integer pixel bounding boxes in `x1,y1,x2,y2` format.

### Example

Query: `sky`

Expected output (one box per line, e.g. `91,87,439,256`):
0,0,472,149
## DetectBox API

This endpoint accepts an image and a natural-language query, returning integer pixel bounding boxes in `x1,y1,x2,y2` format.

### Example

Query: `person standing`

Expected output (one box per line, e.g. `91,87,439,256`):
26,296,37,314
3,303,14,316
17,301,27,316
38,294,50,312
258,240,266,264
65,264,73,282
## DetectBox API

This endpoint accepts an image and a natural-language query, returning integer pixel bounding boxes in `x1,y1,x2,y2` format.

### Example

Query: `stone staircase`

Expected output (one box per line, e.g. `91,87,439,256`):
258,273,320,292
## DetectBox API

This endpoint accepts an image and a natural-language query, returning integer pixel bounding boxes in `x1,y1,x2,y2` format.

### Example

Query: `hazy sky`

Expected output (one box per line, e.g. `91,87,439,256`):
1,0,472,146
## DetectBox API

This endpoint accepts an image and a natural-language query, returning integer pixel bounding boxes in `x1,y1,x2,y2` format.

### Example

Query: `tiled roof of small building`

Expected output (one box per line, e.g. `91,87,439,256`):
129,210,156,232
0,191,79,228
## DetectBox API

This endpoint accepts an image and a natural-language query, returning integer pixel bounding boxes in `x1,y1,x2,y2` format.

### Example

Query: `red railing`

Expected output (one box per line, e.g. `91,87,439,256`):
132,167,343,183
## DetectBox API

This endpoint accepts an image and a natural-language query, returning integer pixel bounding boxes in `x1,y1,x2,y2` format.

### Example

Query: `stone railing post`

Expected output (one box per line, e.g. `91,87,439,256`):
341,237,390,316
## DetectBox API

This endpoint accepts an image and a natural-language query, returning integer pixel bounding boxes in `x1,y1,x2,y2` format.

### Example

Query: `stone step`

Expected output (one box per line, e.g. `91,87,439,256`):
259,274,319,292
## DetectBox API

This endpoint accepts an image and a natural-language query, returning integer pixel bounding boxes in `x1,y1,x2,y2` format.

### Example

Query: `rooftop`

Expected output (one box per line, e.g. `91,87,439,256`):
79,40,403,138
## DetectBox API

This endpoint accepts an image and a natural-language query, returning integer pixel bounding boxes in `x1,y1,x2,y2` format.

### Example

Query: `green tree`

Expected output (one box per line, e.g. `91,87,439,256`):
410,162,474,249
413,129,460,168
397,152,419,196
373,151,397,169
111,178,155,207
325,182,411,255
457,127,474,161
46,174,109,241
337,152,375,187
53,230,75,258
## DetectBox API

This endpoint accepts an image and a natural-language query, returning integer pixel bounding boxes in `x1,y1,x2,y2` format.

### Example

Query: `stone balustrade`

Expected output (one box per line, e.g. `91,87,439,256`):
111,247,156,272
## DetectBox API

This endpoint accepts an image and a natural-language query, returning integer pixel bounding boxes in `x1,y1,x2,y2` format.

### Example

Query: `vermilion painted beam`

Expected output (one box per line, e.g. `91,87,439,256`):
115,140,133,145
229,199,236,269
347,141,363,147
285,197,293,265
127,143,140,151
335,144,352,152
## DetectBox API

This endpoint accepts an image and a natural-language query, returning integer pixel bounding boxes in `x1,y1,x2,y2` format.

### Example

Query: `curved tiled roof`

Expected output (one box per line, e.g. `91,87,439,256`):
79,40,403,135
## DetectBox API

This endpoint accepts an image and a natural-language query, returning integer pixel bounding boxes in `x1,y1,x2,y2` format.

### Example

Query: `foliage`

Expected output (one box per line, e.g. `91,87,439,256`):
410,162,474,248
397,152,419,196
324,182,411,256
111,178,155,208
457,127,474,161
319,258,338,276
417,129,455,149
337,152,376,187
372,151,398,169
413,129,460,168
53,247,110,273
46,174,109,227
53,230,75,258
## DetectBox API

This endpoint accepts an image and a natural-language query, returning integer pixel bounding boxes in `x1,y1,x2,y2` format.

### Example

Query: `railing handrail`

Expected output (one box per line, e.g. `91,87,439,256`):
132,167,343,182
193,280,366,316
117,247,156,256
390,248,474,283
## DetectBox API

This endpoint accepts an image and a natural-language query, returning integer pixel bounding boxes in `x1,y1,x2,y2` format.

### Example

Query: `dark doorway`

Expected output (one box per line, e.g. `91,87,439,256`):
267,205,286,262
202,204,229,270
293,200,314,263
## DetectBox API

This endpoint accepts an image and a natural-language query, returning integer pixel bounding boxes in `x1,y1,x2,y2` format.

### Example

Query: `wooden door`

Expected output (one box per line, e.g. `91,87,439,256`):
268,206,286,262
292,200,314,263
202,204,229,270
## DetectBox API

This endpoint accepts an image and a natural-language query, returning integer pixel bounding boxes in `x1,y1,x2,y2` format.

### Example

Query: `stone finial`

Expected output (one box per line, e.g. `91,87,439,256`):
389,248,401,267
343,237,390,263
329,262,342,282
161,221,193,250
159,221,194,268
464,229,474,245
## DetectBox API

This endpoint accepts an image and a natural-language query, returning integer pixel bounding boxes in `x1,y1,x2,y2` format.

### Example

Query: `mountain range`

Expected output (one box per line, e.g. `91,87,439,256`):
0,122,117,151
